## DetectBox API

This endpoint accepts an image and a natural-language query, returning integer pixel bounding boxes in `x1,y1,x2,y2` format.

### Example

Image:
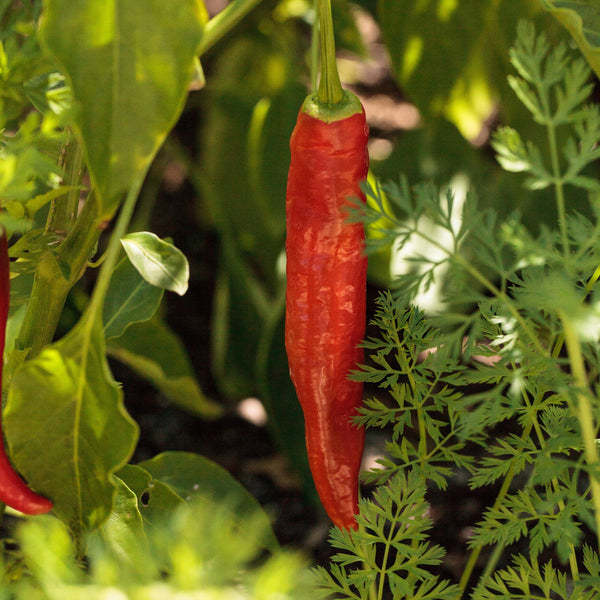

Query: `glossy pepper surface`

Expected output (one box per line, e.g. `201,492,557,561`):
285,91,368,530
0,230,52,515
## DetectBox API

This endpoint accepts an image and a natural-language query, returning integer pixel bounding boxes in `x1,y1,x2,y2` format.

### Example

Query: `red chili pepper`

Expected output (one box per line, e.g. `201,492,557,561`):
0,230,52,515
285,88,368,530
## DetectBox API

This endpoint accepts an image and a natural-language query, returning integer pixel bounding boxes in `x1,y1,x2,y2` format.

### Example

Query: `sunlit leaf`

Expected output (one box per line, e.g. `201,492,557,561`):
39,0,204,215
5,320,139,538
121,232,189,296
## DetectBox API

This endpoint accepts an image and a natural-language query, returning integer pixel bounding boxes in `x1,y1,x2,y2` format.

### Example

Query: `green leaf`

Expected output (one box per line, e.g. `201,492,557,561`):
91,478,153,579
247,82,307,238
197,33,298,275
16,495,315,598
315,471,460,599
103,254,164,339
5,320,139,539
542,0,600,79
107,318,222,419
138,451,279,551
121,232,189,296
377,0,540,140
211,234,271,398
116,464,184,525
39,0,204,215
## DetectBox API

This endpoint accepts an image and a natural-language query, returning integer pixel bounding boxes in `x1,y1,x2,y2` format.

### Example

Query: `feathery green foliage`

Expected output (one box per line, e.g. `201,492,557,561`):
318,20,600,600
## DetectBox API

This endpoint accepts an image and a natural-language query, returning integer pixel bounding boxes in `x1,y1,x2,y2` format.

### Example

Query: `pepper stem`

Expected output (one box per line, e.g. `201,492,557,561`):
317,0,343,105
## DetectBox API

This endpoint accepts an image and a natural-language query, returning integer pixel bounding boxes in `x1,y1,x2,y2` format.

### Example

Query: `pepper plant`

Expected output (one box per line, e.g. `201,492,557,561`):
0,0,308,582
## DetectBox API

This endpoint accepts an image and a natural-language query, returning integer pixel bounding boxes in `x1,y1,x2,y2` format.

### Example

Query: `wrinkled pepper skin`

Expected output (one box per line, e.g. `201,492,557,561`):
285,104,368,530
0,231,52,515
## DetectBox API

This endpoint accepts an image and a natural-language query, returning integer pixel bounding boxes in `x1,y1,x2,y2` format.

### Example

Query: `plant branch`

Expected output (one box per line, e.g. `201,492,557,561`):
560,312,600,549
16,193,103,358
51,134,85,237
317,0,343,105
82,174,145,329
409,224,548,356
543,116,569,256
198,0,264,56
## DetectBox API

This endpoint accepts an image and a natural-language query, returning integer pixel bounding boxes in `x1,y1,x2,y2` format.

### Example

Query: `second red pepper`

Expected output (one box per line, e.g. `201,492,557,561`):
0,230,53,515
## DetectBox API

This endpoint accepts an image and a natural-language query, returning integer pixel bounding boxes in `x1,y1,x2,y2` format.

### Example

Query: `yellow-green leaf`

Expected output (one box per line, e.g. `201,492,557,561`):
39,0,204,216
5,320,139,538
542,0,600,79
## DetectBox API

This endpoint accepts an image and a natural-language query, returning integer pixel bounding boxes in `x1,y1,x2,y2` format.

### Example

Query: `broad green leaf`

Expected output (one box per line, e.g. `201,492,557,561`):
91,478,153,579
138,451,279,551
5,320,139,538
107,318,222,418
247,83,307,238
377,0,541,140
198,33,297,275
121,232,189,296
542,0,600,79
39,0,204,216
116,464,184,526
211,234,269,398
103,254,164,339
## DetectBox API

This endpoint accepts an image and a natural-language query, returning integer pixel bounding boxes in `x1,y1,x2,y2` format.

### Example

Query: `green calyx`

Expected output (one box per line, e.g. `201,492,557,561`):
301,88,363,122
302,0,363,121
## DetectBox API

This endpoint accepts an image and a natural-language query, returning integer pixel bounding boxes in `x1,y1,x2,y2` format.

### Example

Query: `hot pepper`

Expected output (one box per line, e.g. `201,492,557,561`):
285,0,368,530
0,229,52,515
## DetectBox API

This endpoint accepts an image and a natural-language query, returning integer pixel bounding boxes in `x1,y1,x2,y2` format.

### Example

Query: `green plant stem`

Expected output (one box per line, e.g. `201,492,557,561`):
547,121,569,256
16,135,97,359
311,0,319,93
52,135,85,236
457,421,533,596
16,193,103,358
374,498,406,600
534,67,569,256
389,319,429,466
560,312,600,549
552,264,600,359
84,175,144,326
479,542,505,582
586,264,600,292
457,257,546,355
317,0,343,105
198,0,264,56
